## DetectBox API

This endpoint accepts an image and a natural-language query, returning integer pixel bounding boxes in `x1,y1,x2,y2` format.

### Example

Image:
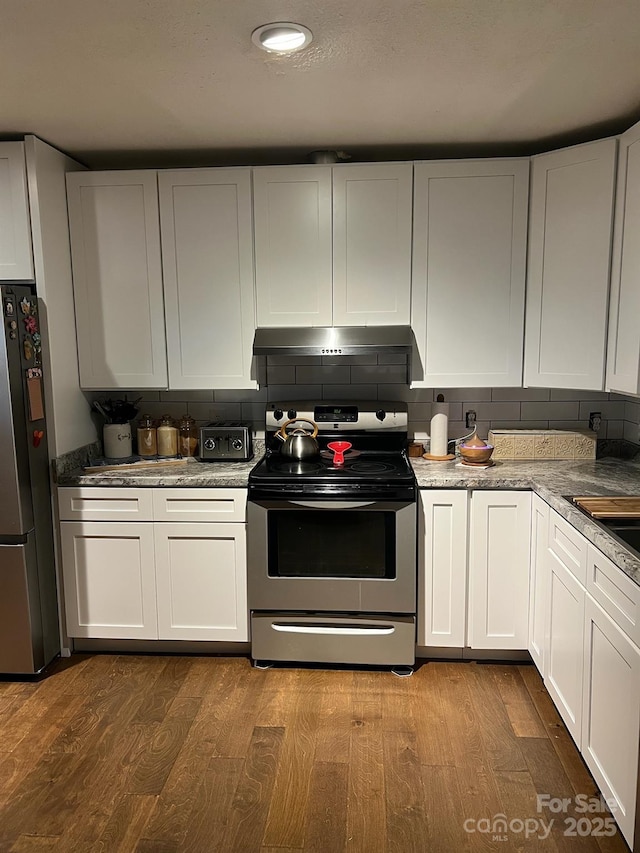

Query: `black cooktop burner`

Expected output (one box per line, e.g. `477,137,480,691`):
271,459,324,475
349,460,396,474
250,451,414,484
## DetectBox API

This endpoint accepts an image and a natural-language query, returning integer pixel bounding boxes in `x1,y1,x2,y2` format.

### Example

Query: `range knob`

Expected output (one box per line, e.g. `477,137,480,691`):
287,409,297,420
203,438,216,450
231,438,244,451
376,409,386,421
273,408,284,421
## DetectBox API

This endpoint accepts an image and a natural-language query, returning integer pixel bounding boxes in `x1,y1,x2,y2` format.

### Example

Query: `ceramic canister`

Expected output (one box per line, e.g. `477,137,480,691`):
103,423,132,458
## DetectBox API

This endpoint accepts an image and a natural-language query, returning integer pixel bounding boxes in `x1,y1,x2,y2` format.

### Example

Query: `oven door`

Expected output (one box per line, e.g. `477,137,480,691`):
247,498,416,613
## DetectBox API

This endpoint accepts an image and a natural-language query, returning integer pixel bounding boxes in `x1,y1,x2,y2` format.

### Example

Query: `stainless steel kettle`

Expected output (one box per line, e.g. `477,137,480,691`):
276,418,320,460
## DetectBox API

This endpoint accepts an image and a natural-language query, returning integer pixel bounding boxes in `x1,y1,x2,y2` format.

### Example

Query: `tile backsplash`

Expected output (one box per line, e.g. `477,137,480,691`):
84,354,640,450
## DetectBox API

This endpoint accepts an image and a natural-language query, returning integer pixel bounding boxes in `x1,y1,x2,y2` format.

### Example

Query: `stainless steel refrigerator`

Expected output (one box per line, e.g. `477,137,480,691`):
0,283,59,674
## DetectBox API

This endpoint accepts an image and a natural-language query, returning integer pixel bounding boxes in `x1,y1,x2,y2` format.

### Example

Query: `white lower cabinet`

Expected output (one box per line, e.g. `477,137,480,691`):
59,487,248,642
60,521,158,639
418,490,468,647
154,522,247,641
468,491,531,649
545,547,586,746
582,595,640,847
418,489,530,651
528,494,549,674
537,504,640,850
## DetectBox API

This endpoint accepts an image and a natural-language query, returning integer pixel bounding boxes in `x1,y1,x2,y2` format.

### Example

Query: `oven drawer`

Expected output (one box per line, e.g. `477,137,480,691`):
251,612,415,666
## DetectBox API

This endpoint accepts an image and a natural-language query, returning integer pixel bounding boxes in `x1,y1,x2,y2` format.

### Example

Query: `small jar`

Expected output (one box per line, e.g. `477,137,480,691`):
157,414,178,458
178,414,199,457
137,413,157,458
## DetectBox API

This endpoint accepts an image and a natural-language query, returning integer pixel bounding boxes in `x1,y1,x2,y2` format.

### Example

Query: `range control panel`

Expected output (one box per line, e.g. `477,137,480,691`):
266,401,408,432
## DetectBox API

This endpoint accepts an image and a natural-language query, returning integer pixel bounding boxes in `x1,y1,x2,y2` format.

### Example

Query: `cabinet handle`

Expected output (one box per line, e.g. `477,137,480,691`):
272,623,394,636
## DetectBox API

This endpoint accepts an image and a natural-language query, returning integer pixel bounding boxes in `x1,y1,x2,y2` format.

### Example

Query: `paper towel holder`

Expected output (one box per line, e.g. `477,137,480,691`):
423,393,455,461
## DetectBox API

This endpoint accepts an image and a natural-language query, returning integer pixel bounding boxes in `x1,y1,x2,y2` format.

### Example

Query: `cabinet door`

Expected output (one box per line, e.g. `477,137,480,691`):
254,166,332,327
60,521,157,639
159,169,257,389
468,490,531,649
411,159,529,387
154,523,248,641
66,170,167,389
582,595,640,848
545,550,585,746
418,490,468,647
528,494,550,675
525,139,617,390
0,142,34,280
607,120,640,394
332,163,412,326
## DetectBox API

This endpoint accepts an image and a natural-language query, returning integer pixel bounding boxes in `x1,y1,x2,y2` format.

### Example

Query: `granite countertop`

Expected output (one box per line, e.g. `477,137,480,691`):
55,440,265,489
56,456,259,488
412,455,640,584
56,441,640,585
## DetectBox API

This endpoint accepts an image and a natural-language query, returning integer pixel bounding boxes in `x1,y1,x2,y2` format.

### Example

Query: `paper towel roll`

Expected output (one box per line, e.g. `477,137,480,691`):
430,403,449,456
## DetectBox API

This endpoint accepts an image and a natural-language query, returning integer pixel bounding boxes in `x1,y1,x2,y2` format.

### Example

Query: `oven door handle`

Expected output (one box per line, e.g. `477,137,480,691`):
272,622,395,636
288,500,376,509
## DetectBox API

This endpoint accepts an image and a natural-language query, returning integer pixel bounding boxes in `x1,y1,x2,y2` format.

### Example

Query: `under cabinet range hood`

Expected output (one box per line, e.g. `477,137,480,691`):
252,326,414,358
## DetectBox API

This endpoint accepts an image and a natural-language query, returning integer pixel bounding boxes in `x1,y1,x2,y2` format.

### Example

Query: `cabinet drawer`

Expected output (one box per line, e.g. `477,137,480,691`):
58,488,154,521
152,488,246,522
587,544,640,645
548,509,587,585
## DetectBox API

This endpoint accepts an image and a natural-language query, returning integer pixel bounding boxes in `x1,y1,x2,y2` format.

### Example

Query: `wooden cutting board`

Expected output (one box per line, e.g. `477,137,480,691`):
572,496,640,518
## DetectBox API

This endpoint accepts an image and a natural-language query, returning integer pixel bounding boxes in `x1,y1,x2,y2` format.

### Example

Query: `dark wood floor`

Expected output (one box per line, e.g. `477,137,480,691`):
0,654,630,852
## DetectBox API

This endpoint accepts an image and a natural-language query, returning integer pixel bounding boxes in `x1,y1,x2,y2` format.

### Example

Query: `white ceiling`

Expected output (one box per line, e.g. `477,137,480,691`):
2,0,640,169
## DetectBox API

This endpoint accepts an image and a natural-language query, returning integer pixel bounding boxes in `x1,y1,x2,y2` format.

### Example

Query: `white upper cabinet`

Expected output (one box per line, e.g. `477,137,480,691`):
66,170,168,389
253,163,412,327
411,159,529,387
254,165,333,327
525,139,617,391
332,163,413,326
607,120,640,395
0,142,34,280
158,169,257,389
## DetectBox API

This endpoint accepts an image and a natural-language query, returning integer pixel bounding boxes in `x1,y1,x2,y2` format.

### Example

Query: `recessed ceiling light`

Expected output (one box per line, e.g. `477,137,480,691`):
251,22,313,54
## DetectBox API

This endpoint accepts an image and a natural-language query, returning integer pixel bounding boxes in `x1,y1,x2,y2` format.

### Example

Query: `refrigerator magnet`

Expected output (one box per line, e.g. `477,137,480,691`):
26,368,44,421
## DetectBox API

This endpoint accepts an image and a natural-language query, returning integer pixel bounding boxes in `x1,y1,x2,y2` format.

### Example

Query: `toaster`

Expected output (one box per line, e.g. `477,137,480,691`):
199,422,253,462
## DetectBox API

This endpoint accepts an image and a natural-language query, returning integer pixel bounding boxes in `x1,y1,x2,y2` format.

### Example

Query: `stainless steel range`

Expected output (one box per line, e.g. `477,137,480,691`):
247,401,417,670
